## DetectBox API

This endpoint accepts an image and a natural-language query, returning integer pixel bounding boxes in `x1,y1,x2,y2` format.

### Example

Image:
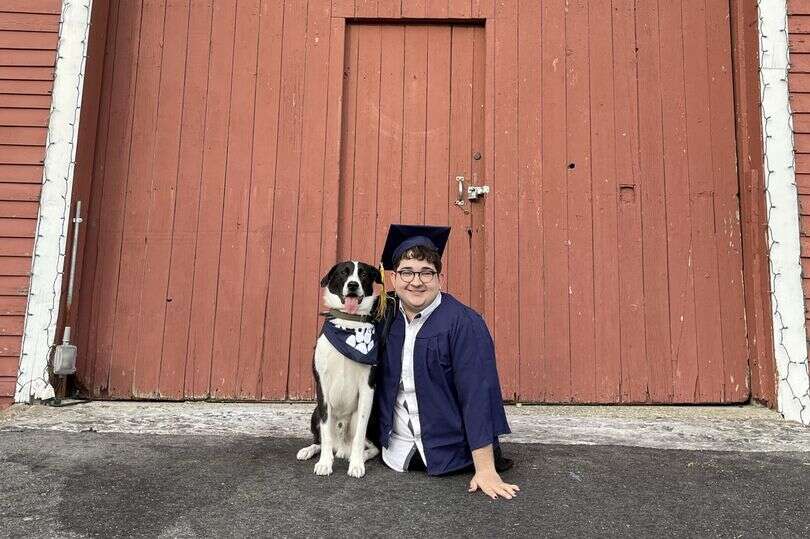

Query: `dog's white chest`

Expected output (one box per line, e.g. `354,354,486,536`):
315,335,371,415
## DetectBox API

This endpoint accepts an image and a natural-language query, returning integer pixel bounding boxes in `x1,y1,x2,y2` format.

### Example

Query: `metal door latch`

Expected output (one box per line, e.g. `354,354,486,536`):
455,176,466,207
467,185,490,200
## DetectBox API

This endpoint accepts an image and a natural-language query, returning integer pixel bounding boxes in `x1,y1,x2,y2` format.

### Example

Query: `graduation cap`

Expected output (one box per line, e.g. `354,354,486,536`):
374,224,451,320
380,224,451,271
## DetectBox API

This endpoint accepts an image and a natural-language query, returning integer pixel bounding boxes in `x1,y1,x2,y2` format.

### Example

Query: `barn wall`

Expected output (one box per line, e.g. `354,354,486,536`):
791,4,810,337
0,0,61,408
730,0,775,407
34,0,771,405
788,0,810,411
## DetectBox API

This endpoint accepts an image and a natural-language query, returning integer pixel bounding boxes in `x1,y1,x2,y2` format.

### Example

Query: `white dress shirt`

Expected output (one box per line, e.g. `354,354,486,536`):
382,292,443,472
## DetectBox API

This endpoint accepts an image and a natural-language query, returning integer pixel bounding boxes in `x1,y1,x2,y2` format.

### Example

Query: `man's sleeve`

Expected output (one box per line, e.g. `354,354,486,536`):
451,313,511,450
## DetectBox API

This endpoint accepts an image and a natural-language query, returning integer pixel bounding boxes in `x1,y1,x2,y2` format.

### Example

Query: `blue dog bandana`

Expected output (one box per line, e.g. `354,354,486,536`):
321,320,378,366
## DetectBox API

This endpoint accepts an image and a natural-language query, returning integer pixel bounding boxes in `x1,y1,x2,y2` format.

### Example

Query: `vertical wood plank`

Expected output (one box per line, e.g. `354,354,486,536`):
492,1,519,399
209,0,260,399
400,25,427,224
426,0,448,18
332,0,355,18
588,0,621,402
351,24,381,263
92,0,136,397
660,0,699,402
707,0,749,402
376,0,401,18
134,0,190,398
161,0,214,399
483,12,496,343
730,0,775,406
375,24,404,259
69,0,110,393
448,0,471,19
355,0,377,17
565,0,595,402
682,0,724,402
318,18,346,319
262,0,308,399
424,24,450,250
636,0,673,402
612,0,647,402
92,0,140,397
402,0,426,18
288,0,334,398
472,0,494,19
186,0,237,397
541,0,570,402
337,23,359,259
469,24,486,314
109,0,165,398
79,0,119,395
517,1,543,400
447,26,473,306
235,0,285,399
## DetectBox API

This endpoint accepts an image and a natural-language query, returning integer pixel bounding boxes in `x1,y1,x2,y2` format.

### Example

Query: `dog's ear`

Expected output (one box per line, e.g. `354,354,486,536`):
320,266,336,288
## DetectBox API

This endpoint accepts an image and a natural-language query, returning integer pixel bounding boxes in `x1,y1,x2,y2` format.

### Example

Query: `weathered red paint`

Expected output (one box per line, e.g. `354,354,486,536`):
0,0,60,402
60,0,767,404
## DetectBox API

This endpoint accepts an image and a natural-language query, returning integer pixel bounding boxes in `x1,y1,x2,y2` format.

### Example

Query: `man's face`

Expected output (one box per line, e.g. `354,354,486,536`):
390,257,444,315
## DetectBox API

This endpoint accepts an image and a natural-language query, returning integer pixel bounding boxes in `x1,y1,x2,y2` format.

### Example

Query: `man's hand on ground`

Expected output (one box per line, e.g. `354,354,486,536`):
469,443,519,499
468,470,520,500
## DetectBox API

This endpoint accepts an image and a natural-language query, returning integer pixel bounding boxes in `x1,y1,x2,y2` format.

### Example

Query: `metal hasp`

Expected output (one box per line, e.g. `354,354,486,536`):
467,184,490,201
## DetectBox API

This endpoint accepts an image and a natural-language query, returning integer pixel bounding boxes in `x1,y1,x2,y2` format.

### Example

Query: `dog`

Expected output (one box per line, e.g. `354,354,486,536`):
296,260,384,477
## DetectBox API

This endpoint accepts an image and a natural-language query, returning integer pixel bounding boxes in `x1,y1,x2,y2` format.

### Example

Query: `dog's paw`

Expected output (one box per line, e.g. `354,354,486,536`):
347,459,365,478
335,446,350,459
297,444,320,461
314,460,333,476
363,445,380,462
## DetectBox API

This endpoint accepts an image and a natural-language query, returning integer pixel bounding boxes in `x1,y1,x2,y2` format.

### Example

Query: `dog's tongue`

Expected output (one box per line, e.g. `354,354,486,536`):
344,296,360,314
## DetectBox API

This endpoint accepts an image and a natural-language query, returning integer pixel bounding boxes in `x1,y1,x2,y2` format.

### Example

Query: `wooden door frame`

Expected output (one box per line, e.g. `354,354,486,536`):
729,0,776,406
66,1,774,405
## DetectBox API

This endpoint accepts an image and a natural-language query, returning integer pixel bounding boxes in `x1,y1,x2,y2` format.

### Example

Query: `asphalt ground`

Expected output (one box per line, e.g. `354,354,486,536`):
1,430,808,538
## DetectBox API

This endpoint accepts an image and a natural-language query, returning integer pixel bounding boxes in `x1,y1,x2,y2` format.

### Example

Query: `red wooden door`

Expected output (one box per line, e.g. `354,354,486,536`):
337,22,487,312
71,1,751,405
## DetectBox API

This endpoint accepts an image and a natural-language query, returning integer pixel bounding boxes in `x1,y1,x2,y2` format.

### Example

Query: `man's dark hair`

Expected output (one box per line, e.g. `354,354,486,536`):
393,244,443,273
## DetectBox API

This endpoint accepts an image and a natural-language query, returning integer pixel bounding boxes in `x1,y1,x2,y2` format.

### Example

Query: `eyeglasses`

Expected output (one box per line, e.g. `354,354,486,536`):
395,269,437,284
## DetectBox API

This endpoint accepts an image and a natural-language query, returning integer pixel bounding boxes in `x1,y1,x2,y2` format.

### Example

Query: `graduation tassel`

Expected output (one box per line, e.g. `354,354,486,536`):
375,262,388,321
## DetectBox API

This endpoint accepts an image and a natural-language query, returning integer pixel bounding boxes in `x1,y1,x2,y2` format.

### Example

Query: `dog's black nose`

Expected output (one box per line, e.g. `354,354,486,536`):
347,281,359,291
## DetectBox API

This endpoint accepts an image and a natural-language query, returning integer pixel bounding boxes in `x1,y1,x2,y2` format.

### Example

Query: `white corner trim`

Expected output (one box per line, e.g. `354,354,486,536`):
15,0,93,403
758,0,810,424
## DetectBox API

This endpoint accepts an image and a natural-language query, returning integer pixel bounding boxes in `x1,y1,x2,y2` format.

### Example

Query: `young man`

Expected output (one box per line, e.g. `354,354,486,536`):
375,224,519,500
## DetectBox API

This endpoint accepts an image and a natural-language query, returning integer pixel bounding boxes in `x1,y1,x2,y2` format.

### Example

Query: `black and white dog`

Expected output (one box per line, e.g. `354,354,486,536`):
296,261,383,478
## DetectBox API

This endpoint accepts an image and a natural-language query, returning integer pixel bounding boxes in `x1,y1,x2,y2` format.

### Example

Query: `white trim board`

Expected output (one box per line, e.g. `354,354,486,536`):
16,0,93,403
758,0,810,424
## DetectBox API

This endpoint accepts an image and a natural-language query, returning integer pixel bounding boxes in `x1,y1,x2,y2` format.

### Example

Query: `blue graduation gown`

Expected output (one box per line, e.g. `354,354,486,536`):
376,293,511,476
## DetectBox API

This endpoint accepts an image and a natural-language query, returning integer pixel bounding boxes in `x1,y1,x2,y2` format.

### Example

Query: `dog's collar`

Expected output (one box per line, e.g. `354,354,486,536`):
322,309,375,324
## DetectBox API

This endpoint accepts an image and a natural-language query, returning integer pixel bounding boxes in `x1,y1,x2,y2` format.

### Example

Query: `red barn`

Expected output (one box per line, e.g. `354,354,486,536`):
4,1,809,421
